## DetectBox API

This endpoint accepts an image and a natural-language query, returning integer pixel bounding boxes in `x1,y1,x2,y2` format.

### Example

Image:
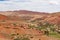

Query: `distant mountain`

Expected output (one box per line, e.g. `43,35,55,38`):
0,10,60,25
0,10,49,16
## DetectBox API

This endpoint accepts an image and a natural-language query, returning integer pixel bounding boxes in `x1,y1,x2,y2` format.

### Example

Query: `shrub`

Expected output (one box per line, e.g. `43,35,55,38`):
14,37,21,40
22,37,30,40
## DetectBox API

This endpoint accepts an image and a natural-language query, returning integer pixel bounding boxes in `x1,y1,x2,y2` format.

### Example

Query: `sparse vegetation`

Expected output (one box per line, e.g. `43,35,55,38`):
28,24,35,29
13,34,30,40
0,11,60,40
12,23,17,27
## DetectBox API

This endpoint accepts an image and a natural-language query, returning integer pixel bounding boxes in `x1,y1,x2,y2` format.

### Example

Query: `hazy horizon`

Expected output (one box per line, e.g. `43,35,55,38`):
0,0,60,13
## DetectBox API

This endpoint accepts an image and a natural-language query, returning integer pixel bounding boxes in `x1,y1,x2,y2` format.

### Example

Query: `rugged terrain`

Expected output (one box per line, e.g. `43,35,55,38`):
0,10,60,40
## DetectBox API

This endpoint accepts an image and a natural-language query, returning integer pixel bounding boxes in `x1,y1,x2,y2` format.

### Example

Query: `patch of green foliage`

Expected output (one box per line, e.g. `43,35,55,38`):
49,31,60,38
28,21,60,38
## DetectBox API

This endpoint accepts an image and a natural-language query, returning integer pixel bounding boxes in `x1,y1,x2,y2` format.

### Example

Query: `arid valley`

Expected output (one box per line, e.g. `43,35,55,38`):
0,10,60,40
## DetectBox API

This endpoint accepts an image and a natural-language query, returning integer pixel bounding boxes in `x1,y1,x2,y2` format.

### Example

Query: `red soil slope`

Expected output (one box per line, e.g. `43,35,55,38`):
0,14,7,20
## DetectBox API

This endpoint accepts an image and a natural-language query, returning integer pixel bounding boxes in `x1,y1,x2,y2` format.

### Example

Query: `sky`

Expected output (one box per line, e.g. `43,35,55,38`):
0,0,60,13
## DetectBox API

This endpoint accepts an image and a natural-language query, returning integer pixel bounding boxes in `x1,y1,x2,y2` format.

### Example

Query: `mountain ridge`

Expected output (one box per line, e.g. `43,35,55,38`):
0,10,60,25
